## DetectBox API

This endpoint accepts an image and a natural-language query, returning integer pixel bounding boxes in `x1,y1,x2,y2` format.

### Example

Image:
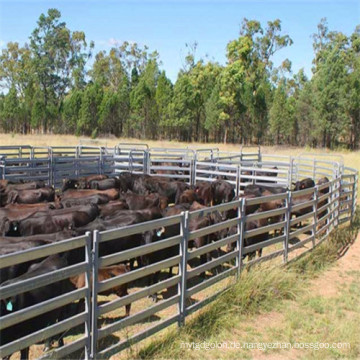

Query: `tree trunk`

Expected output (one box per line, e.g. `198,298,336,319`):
224,127,228,144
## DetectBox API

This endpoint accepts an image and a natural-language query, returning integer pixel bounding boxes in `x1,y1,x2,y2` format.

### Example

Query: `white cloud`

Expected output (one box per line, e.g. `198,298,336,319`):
108,38,120,46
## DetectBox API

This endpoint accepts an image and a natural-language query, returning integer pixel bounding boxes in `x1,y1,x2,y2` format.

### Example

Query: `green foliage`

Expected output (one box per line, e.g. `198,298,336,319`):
0,10,359,149
78,82,103,135
62,90,83,133
1,87,20,132
269,80,295,144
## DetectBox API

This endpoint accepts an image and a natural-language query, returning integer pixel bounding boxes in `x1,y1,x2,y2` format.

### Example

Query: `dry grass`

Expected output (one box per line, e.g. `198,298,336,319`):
1,133,359,159
2,132,358,201
1,133,359,173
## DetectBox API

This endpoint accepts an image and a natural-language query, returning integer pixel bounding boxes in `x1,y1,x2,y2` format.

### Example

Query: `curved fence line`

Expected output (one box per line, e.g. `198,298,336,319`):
0,145,357,360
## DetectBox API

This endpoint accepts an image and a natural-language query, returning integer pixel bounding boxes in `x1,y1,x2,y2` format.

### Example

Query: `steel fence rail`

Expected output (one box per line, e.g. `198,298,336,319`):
0,144,358,360
0,233,92,360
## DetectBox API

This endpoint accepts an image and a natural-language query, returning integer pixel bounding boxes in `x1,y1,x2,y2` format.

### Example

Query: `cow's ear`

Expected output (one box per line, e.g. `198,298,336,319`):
8,191,17,204
3,219,11,234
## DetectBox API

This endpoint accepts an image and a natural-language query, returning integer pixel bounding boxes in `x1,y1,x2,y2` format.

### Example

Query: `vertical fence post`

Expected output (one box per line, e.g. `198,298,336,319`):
313,186,319,248
99,148,103,175
0,156,4,180
146,150,151,175
258,146,262,163
50,147,54,187
294,157,299,183
179,211,189,327
30,147,35,177
284,191,291,263
235,166,240,197
75,146,80,179
84,231,92,360
329,180,335,235
235,198,245,278
52,151,56,188
350,174,357,225
237,198,245,275
91,230,100,360
313,159,316,180
335,178,340,228
288,156,293,189
190,159,196,186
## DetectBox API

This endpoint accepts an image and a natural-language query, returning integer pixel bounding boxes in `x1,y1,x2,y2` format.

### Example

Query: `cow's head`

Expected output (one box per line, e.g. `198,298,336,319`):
4,220,19,236
62,179,79,192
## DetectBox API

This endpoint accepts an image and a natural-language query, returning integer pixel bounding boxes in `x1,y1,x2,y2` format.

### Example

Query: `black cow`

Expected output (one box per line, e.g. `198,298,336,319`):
0,254,76,359
227,209,269,260
212,180,235,205
61,175,108,192
119,191,166,210
7,204,99,236
0,230,75,283
293,178,315,191
89,178,120,190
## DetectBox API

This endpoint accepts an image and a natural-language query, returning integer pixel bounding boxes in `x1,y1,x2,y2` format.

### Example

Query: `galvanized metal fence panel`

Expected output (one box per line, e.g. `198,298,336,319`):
1,157,52,184
148,148,195,182
113,149,147,174
0,146,33,159
0,234,92,360
91,214,184,359
195,148,219,162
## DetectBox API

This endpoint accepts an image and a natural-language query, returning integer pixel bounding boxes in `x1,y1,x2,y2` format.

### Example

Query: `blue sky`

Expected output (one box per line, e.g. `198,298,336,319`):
0,0,359,82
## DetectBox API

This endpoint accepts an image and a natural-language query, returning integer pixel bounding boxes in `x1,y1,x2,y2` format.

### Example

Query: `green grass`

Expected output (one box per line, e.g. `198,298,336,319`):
122,210,360,360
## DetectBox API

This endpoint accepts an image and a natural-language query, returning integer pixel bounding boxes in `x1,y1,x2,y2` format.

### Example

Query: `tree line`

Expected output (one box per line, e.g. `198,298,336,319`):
0,9,359,149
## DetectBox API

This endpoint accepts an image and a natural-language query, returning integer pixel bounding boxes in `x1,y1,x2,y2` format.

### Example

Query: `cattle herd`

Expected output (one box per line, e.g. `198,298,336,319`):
0,171,330,359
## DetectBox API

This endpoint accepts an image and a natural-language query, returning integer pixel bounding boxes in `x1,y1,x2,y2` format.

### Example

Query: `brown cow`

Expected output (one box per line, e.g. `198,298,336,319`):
99,200,129,217
60,194,109,208
5,202,62,210
195,181,214,206
70,264,131,317
119,192,168,210
4,187,55,205
176,189,198,205
5,181,46,191
61,188,119,201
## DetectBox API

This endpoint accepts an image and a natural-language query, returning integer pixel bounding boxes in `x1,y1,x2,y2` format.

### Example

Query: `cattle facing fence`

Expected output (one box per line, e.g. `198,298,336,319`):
0,144,358,360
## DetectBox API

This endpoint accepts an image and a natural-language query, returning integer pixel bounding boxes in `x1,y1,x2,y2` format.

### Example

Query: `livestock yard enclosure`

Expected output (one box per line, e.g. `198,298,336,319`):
0,143,358,360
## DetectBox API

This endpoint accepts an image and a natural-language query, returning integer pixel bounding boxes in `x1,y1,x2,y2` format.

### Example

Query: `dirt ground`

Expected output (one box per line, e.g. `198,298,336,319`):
233,231,360,360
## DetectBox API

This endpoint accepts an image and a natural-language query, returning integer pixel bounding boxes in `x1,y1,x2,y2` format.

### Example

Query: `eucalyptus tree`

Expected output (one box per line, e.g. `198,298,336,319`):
156,70,173,138
129,59,160,139
310,19,356,148
29,8,93,132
